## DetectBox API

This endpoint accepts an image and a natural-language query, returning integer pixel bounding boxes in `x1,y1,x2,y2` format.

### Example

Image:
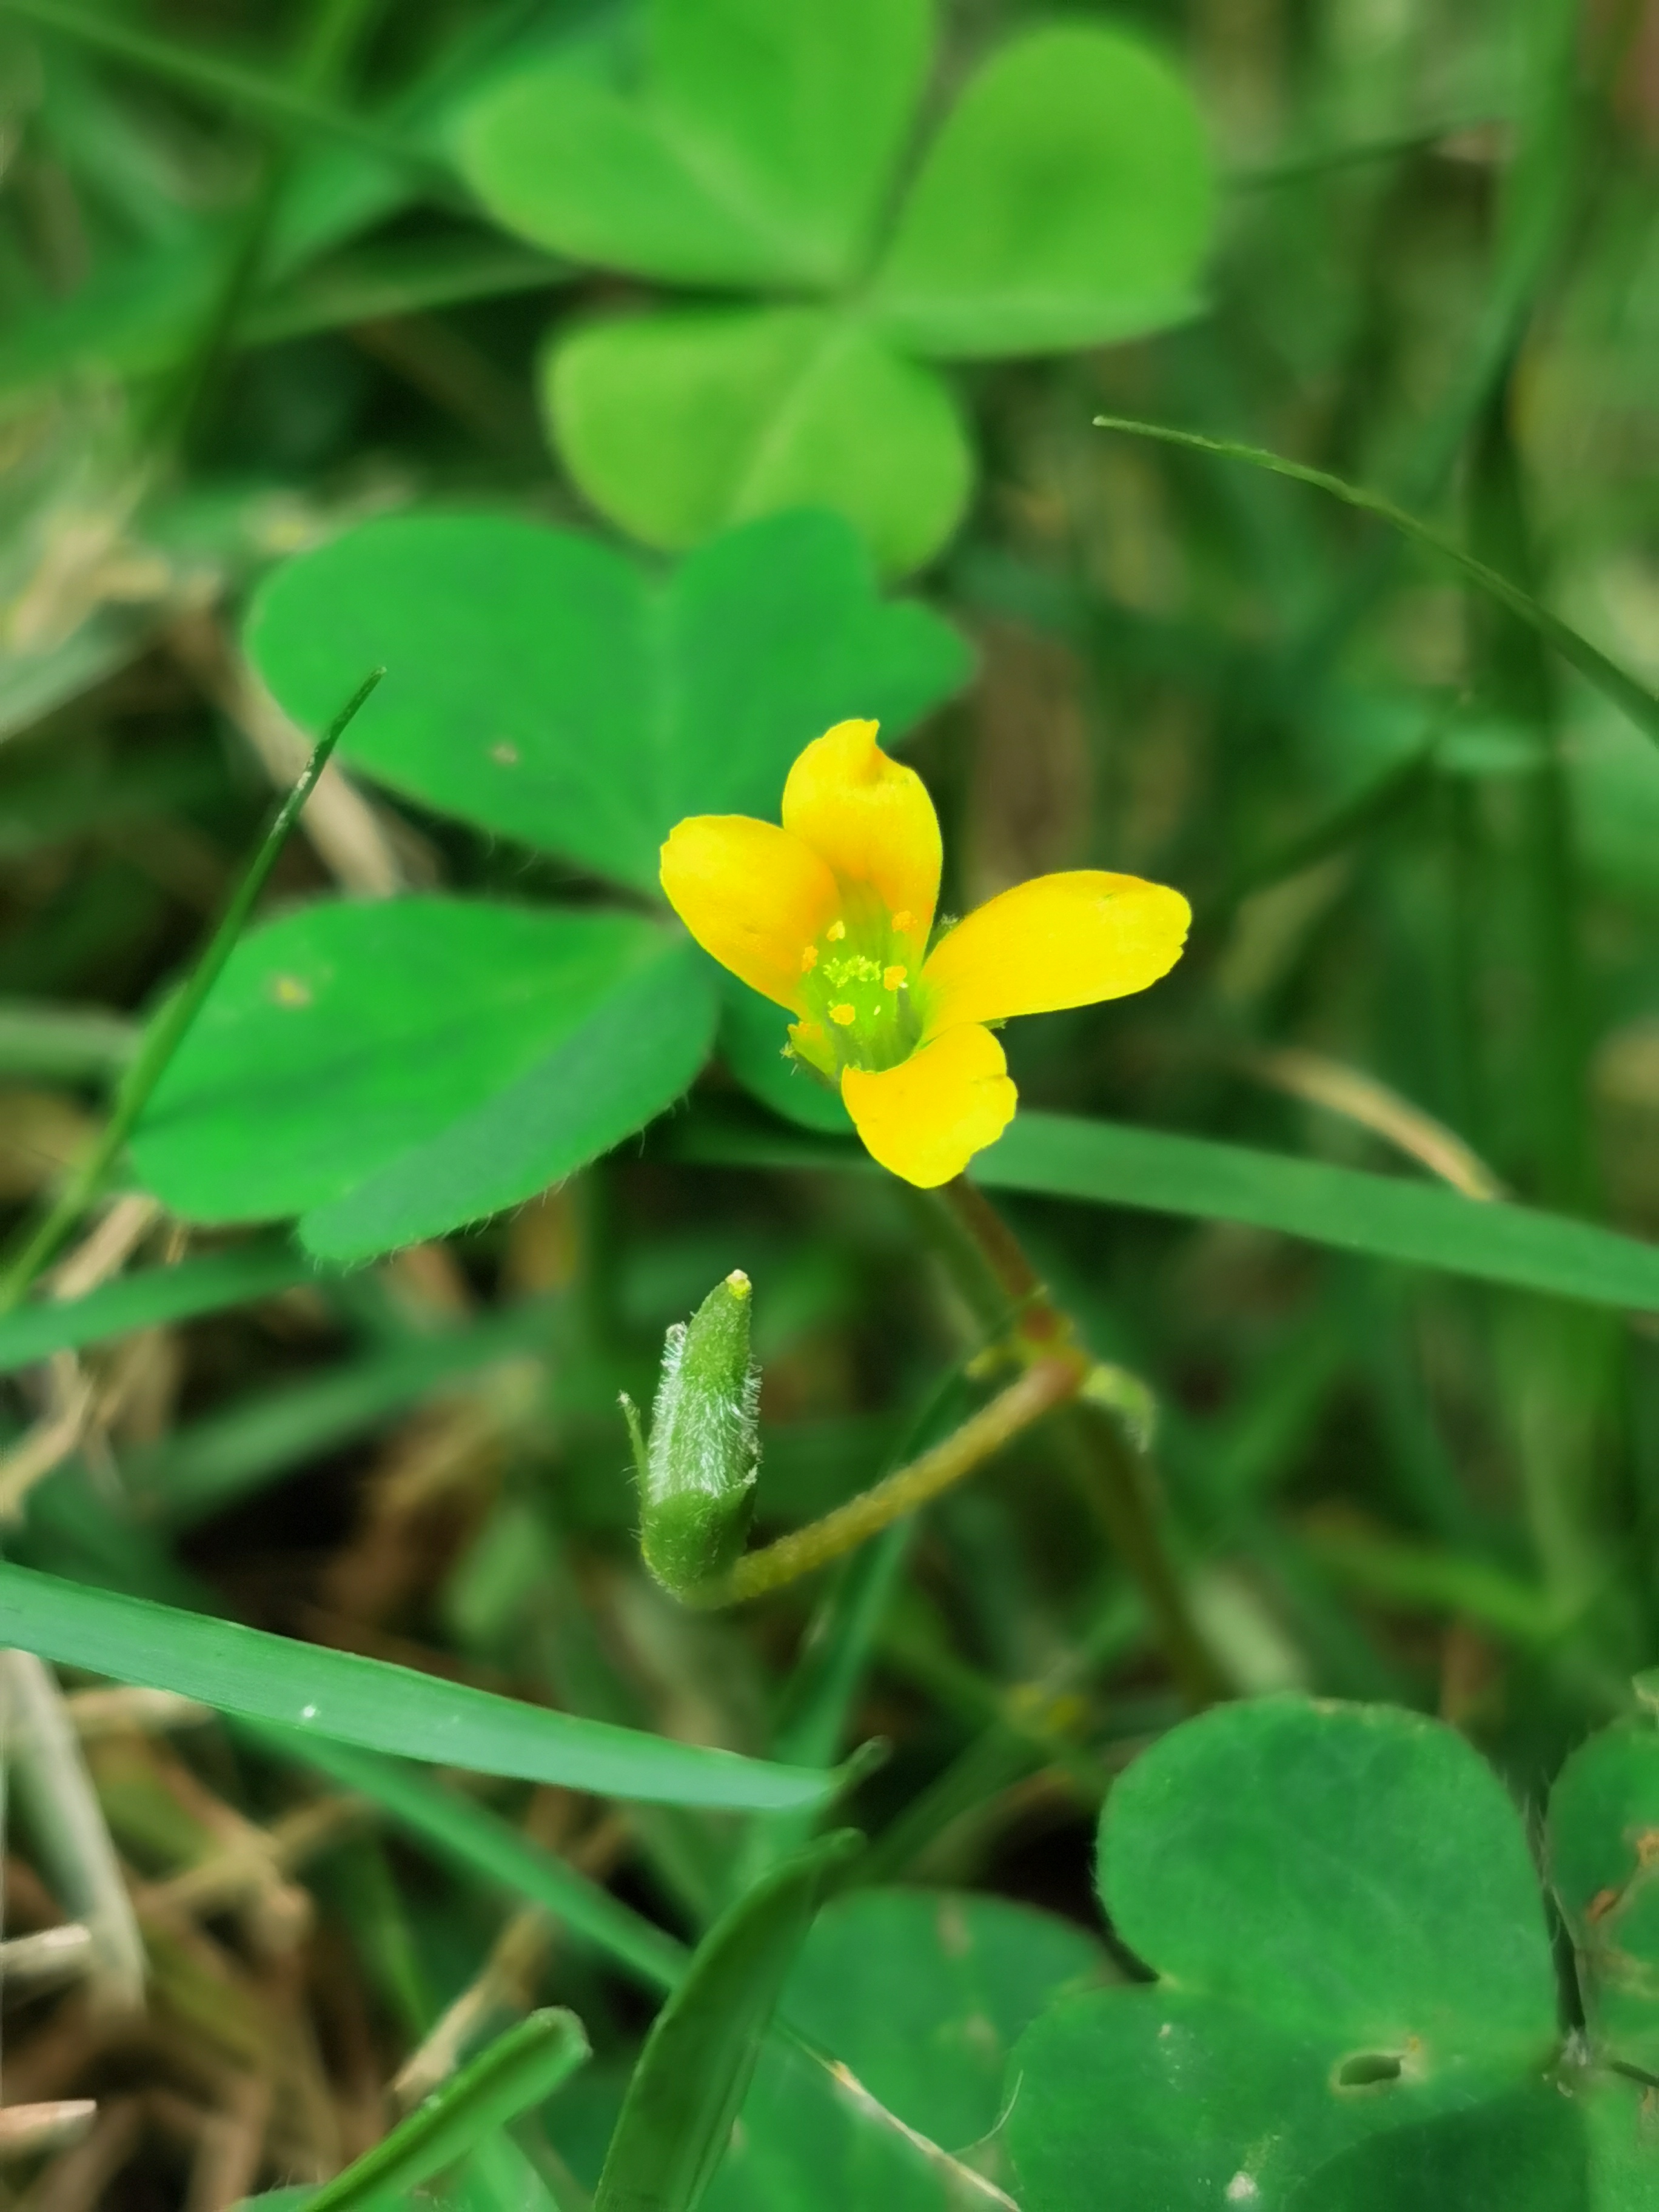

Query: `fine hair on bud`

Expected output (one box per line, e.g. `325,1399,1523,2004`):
638,1269,760,1596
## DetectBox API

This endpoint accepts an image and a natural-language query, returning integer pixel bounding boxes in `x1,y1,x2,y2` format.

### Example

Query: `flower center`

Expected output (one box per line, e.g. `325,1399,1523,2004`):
792,899,925,1078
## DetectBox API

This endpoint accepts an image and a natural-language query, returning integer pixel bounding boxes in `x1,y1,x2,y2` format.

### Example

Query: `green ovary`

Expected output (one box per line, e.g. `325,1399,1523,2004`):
790,905,927,1078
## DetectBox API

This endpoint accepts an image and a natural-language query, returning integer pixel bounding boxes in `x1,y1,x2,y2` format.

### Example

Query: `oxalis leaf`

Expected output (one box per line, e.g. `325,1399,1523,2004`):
459,0,933,292
129,900,716,1260
246,508,970,895
548,306,974,578
460,2,1213,571
701,1888,1107,2211
1548,1704,1659,2080
1004,1697,1579,2211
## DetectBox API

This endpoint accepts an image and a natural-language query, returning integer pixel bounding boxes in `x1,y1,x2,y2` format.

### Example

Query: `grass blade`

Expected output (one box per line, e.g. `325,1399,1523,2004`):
594,1832,863,2212
668,1110,1659,1313
0,1564,838,1814
0,1242,321,1376
4,0,437,171
129,1295,563,1526
0,671,383,1310
1093,415,1659,751
256,1726,688,1996
0,1000,136,1083
301,2008,589,2211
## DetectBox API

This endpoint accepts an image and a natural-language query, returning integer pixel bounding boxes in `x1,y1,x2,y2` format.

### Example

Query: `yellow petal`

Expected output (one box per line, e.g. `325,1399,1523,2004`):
921,871,1190,1031
660,816,839,1012
782,720,942,943
840,1024,1017,1188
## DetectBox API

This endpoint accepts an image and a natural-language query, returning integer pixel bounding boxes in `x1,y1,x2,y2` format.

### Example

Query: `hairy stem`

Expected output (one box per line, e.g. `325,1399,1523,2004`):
929,1179,1225,1707
696,1360,1081,1607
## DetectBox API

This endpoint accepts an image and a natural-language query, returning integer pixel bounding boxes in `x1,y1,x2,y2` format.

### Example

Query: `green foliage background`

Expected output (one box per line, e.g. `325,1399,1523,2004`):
1,0,1658,2205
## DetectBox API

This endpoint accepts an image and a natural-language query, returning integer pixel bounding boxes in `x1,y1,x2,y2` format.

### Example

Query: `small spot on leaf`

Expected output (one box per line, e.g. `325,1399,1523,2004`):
490,740,520,766
270,974,312,1008
936,1899,972,1957
1335,2051,1403,2090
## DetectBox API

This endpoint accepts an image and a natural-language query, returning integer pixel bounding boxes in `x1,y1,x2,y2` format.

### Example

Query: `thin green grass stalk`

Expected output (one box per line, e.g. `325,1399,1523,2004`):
0,669,383,1313
1468,383,1592,1208
0,0,435,171
149,0,397,457
930,1181,1225,1707
1091,417,1659,753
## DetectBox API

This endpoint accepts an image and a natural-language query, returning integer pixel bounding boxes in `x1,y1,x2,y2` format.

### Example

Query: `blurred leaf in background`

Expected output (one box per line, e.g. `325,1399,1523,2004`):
0,0,1655,2205
461,0,1215,569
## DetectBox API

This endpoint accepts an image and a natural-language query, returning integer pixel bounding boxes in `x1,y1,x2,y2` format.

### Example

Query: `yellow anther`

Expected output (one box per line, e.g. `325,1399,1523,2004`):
826,919,847,942
829,1003,856,1027
891,910,913,934
883,965,907,992
800,943,819,973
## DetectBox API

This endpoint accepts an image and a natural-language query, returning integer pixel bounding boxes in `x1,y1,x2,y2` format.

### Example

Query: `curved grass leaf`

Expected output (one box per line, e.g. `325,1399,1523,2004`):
1093,415,1659,752
667,1108,1659,1312
0,1242,319,1378
16,1475,694,1993
595,1832,863,2212
0,1563,837,1813
127,1296,563,1529
2,0,434,170
302,2008,589,2212
255,1725,689,1995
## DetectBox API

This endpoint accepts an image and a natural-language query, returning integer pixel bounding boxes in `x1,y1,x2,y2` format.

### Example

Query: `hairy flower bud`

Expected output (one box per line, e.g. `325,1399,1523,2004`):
630,1269,760,1597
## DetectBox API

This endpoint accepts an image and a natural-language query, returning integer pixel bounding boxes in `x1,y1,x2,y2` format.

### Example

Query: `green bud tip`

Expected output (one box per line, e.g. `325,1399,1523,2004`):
637,1268,761,1597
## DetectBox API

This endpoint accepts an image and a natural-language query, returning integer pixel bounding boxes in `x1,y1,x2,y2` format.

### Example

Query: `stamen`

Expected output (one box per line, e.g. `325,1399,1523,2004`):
882,965,907,992
800,944,819,973
891,910,913,934
829,1003,856,1027
826,919,847,942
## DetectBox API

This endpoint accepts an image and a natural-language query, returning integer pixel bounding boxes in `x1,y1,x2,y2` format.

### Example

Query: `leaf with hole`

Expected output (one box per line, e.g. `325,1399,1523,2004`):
247,509,970,893
1004,1697,1574,2210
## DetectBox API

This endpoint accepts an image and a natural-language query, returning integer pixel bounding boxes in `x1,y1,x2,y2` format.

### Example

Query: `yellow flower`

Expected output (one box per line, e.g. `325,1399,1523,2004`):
660,720,1190,1187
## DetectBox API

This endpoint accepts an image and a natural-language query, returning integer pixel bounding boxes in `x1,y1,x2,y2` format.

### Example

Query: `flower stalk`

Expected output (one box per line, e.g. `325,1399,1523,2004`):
689,1357,1081,1607
925,1178,1225,1707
